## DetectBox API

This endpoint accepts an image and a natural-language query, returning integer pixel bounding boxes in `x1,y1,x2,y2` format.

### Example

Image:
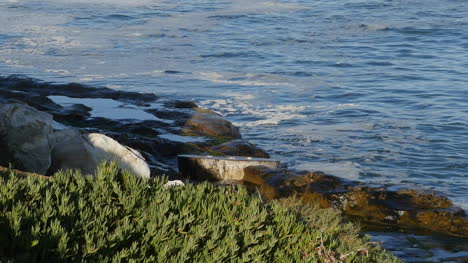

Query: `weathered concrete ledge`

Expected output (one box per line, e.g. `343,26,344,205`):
178,154,280,182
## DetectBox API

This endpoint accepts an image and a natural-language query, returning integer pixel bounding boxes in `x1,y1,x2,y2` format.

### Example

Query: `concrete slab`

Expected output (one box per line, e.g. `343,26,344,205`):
177,154,280,182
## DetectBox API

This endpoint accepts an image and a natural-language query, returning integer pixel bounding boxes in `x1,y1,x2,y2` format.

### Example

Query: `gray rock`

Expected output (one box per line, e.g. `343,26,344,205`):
50,132,150,178
0,102,54,174
0,76,253,179
0,102,150,178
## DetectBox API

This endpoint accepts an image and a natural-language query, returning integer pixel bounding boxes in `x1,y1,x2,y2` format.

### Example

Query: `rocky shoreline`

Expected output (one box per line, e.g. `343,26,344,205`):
0,75,467,238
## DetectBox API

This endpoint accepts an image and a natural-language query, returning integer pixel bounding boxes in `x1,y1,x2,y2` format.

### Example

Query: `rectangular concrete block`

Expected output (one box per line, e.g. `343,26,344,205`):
178,154,280,182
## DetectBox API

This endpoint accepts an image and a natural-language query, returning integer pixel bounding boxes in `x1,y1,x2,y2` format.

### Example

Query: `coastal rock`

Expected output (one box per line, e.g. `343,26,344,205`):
209,140,270,158
50,132,150,178
56,104,92,120
242,165,468,237
0,101,150,178
182,108,241,139
0,102,54,174
1,76,466,239
0,76,247,178
165,100,198,109
0,75,158,103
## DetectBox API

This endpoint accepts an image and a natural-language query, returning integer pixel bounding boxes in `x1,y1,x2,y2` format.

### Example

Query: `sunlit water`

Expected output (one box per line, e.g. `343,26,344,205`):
1,0,467,260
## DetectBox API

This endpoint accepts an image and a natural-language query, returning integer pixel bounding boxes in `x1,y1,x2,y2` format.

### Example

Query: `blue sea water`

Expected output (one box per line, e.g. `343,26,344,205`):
0,0,467,260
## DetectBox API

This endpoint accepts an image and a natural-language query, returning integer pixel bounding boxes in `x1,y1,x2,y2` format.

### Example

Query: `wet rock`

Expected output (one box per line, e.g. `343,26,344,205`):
242,166,350,194
0,76,247,177
331,188,468,237
164,100,198,109
181,108,241,139
58,104,92,120
145,108,191,122
49,132,150,178
242,166,282,200
209,139,270,158
0,75,158,104
0,102,54,174
242,166,468,238
1,75,466,238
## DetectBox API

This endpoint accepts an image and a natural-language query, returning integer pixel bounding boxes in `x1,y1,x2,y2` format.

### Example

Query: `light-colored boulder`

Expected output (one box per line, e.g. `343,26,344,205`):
0,102,150,178
0,102,54,174
50,131,150,178
178,154,279,182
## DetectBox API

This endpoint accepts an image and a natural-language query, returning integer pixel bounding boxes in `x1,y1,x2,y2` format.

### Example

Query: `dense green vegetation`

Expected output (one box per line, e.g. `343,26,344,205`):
0,163,399,262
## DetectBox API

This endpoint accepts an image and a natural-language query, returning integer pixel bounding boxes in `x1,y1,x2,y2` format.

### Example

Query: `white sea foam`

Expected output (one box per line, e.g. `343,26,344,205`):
222,0,305,14
8,0,162,6
45,69,72,75
200,96,308,127
195,72,292,87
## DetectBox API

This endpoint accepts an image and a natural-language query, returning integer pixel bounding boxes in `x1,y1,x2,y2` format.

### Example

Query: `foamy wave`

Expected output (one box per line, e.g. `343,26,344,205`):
359,24,391,31
227,0,305,13
199,96,308,127
195,72,292,87
336,103,360,108
45,69,71,75
10,0,161,6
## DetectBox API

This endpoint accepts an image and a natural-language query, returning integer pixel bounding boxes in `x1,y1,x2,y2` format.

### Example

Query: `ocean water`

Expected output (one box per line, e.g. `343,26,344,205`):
0,0,467,260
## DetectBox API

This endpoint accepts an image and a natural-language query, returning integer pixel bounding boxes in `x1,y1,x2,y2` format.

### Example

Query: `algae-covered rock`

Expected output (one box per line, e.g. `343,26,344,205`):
242,165,468,237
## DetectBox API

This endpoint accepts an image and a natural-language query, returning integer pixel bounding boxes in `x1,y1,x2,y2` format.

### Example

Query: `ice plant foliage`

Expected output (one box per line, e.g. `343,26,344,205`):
0,163,398,262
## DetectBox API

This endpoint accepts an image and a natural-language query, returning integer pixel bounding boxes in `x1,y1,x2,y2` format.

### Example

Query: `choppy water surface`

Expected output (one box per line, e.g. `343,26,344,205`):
0,0,467,261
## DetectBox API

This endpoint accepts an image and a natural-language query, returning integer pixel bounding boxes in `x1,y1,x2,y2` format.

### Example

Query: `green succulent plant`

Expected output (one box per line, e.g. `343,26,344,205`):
0,162,399,263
